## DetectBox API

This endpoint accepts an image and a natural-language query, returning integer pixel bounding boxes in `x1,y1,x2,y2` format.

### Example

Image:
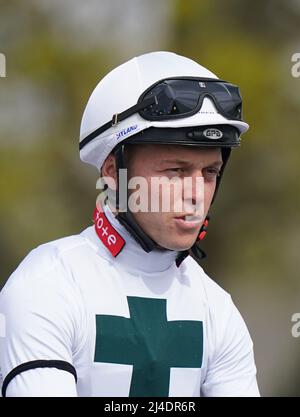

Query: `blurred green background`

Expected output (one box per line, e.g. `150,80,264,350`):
1,0,300,396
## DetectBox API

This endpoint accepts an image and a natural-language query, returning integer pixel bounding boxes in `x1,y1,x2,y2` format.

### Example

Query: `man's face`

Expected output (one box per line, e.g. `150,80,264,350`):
103,144,223,251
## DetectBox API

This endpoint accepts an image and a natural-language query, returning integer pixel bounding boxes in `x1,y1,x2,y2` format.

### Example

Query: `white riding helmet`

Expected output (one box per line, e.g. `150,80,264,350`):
79,51,249,171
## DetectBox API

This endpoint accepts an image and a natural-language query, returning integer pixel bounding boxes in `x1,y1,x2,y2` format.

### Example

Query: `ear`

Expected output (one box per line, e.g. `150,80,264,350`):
101,153,117,185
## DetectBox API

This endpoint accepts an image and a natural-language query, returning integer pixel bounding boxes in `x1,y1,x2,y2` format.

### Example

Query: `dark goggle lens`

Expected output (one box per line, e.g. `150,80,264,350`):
140,79,242,120
208,82,242,118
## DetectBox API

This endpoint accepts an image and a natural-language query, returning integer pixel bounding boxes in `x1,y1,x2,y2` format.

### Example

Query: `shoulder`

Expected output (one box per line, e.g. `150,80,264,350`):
0,232,96,387
181,255,232,307
182,257,254,366
0,230,97,345
181,256,248,335
1,228,95,301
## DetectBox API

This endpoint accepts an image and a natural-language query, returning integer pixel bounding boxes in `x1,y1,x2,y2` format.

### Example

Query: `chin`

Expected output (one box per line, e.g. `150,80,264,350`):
158,240,195,252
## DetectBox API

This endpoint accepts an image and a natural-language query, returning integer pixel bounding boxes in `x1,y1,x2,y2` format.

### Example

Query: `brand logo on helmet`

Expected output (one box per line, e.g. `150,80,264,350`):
203,128,223,140
116,124,138,140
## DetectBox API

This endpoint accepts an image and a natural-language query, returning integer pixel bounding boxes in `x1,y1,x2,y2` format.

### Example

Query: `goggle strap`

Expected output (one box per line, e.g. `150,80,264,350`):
79,96,157,150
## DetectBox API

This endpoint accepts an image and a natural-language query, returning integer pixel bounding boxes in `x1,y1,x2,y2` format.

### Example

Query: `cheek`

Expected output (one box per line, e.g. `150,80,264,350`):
204,182,217,207
132,211,170,240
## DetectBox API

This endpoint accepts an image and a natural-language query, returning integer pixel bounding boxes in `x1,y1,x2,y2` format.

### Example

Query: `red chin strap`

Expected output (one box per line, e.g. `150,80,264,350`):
174,216,209,267
198,217,209,241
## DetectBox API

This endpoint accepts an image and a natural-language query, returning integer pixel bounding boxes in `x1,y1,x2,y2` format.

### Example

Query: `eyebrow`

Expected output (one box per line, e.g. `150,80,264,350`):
160,159,191,165
160,159,223,167
206,160,223,168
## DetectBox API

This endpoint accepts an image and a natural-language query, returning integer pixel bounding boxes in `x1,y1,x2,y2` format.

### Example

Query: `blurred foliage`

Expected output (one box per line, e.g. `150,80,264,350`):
0,0,300,396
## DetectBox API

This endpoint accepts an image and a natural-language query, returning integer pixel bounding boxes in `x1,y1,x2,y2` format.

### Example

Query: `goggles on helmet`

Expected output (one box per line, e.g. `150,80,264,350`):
80,77,243,150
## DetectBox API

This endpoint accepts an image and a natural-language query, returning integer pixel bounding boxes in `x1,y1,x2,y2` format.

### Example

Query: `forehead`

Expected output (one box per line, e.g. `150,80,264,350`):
127,143,222,162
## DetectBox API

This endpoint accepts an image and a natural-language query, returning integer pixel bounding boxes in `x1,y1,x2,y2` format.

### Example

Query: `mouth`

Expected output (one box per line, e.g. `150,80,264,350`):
175,214,203,222
174,214,203,229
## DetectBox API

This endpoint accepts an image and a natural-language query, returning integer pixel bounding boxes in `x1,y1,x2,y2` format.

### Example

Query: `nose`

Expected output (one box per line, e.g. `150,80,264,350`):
182,171,204,213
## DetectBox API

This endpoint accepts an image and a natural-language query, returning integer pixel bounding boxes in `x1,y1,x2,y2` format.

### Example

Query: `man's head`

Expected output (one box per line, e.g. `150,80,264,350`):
102,144,222,251
79,51,249,255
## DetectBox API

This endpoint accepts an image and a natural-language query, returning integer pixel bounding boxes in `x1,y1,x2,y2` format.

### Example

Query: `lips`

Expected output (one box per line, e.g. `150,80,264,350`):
174,214,203,226
175,214,202,221
184,215,203,223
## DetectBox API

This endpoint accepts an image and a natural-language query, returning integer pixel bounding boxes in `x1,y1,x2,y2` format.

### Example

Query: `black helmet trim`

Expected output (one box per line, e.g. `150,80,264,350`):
122,125,240,148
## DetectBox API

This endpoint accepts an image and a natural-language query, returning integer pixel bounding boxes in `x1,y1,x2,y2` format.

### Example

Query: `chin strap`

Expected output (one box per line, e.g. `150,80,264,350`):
175,216,209,267
116,211,157,253
114,144,158,253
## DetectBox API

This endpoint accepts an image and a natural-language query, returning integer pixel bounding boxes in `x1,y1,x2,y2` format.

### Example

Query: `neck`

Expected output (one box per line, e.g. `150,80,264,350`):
94,204,178,273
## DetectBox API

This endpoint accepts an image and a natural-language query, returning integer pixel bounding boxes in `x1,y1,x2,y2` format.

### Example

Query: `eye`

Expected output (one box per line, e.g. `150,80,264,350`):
165,167,185,174
204,167,220,180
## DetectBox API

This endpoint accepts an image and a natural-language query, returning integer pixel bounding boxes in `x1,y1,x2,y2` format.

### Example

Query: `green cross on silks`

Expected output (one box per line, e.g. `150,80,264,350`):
94,296,203,397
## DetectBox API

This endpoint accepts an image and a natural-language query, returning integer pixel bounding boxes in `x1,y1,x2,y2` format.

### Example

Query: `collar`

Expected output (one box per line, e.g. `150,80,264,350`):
86,204,179,273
